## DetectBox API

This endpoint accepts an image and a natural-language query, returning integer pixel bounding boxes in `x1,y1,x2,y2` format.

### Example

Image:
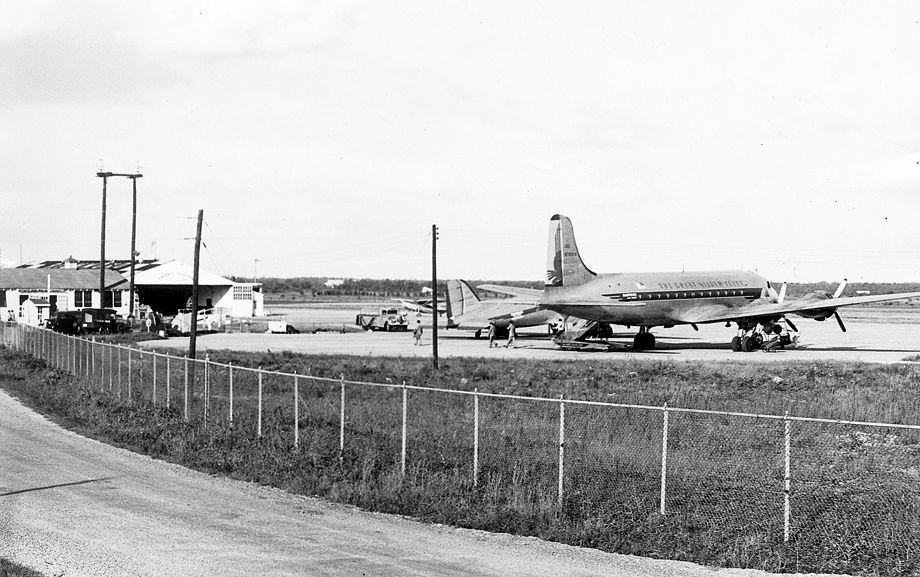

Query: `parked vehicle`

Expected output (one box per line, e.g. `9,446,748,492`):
170,308,224,335
47,310,83,335
355,308,409,332
79,308,131,334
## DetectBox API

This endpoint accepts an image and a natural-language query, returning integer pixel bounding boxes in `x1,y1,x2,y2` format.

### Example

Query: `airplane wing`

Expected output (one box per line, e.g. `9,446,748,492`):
678,292,920,324
476,284,543,300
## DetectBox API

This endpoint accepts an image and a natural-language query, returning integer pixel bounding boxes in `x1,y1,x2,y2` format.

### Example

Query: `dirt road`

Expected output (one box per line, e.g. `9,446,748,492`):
0,390,836,577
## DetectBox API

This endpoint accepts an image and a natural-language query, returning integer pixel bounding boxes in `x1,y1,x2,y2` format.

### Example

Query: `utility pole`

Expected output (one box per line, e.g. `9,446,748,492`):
96,170,142,309
96,172,112,306
187,209,204,414
127,174,143,317
431,224,438,370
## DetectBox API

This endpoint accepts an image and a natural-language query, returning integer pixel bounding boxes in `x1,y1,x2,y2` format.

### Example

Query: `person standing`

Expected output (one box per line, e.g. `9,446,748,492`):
505,321,517,348
488,323,497,348
413,320,423,346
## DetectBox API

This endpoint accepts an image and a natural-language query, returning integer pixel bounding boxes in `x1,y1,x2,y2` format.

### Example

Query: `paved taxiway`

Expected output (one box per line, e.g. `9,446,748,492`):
0,390,838,577
144,312,920,363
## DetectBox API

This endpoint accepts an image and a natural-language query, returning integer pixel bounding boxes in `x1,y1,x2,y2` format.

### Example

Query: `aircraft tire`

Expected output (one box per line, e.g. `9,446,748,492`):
731,336,742,352
742,334,763,352
633,332,656,350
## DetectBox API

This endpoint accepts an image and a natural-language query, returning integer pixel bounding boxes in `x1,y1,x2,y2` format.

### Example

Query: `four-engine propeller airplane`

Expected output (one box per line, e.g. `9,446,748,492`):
541,214,920,351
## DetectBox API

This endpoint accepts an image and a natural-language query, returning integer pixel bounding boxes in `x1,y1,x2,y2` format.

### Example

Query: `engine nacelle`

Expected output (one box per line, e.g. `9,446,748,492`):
796,307,835,321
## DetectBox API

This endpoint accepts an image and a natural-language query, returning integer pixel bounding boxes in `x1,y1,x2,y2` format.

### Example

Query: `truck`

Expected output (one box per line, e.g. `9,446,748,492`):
355,308,409,332
79,308,131,334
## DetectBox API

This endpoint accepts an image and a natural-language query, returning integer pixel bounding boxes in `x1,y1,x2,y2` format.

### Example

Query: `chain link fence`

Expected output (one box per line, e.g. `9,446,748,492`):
3,321,919,572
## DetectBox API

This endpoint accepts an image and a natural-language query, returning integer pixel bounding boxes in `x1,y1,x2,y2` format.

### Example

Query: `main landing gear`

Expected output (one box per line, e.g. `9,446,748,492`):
731,332,762,352
731,320,798,352
633,327,656,350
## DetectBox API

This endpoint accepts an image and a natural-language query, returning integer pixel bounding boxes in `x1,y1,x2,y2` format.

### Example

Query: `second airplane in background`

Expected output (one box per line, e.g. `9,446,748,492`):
445,279,562,338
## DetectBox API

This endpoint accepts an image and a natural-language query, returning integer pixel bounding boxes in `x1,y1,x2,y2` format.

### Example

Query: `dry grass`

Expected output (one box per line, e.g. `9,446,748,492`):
0,559,45,577
3,346,920,576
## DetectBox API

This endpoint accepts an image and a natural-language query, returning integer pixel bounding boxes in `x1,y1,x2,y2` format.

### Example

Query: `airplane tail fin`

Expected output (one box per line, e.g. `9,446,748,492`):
446,279,481,319
545,214,596,287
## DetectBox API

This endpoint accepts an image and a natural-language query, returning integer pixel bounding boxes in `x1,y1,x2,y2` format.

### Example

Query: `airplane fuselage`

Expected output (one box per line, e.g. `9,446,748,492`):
543,270,770,327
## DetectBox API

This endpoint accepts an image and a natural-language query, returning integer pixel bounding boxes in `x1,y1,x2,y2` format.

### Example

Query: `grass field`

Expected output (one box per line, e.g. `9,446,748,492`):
3,343,920,576
0,559,45,577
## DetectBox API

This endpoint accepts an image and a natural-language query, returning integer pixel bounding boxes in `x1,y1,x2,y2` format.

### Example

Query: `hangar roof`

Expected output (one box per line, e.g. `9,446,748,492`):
123,260,233,287
19,258,162,274
0,268,125,290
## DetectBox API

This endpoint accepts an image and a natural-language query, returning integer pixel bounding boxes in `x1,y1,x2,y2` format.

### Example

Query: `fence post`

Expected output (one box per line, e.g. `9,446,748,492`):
108,344,113,390
118,346,123,395
204,354,210,420
257,367,263,438
127,346,133,401
183,355,189,422
228,362,234,427
152,352,157,405
166,355,171,408
473,387,479,487
204,355,210,422
401,380,408,478
558,394,565,509
339,375,345,460
293,374,299,449
660,403,669,515
91,337,96,385
784,411,791,543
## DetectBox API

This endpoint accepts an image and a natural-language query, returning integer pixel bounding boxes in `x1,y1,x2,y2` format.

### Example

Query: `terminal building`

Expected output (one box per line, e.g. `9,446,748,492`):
8,257,263,325
0,267,128,326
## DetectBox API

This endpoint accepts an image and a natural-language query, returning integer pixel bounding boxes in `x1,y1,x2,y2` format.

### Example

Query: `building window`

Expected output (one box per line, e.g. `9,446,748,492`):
0,291,5,307
233,285,253,300
74,290,92,308
102,291,123,308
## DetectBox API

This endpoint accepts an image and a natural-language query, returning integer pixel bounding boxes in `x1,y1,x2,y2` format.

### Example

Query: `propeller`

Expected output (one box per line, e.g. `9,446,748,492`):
768,282,788,303
834,311,847,332
833,278,848,299
785,317,799,332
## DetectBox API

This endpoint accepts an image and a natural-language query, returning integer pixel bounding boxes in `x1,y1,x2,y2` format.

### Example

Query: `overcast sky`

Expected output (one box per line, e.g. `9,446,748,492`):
1,1,918,282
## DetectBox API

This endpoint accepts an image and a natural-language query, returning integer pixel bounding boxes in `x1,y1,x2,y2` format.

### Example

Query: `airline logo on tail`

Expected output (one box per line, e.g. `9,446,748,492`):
546,218,564,287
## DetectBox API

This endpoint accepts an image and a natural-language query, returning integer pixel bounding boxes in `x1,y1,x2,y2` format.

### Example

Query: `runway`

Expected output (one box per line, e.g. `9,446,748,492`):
144,308,920,364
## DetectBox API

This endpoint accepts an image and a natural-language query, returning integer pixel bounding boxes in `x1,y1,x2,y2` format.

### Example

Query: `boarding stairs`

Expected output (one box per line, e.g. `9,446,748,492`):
553,319,613,351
